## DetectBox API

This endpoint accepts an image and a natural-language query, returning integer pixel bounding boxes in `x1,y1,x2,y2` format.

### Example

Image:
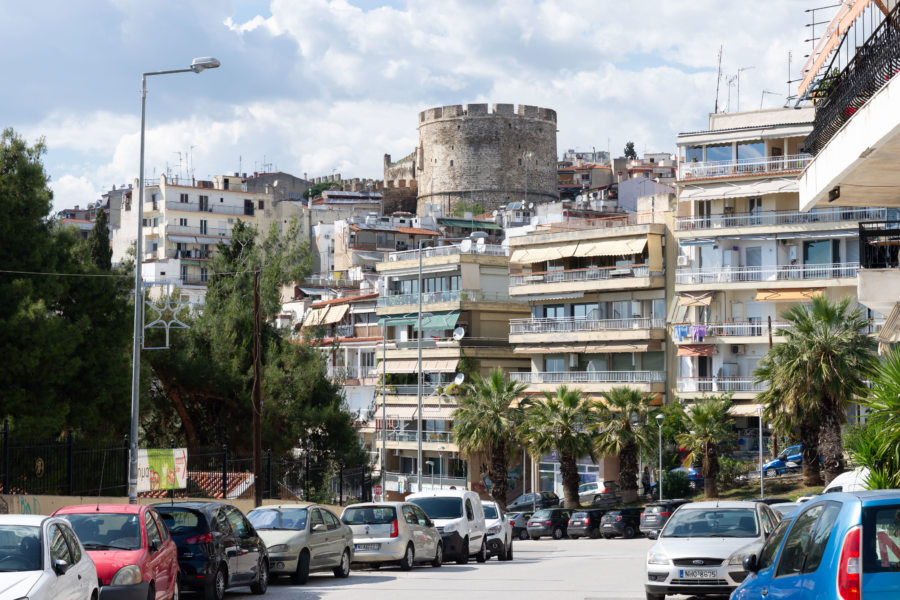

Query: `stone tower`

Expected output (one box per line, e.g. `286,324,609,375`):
416,103,557,215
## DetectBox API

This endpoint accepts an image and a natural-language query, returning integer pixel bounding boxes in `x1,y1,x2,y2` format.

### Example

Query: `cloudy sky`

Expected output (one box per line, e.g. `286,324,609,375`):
2,0,815,213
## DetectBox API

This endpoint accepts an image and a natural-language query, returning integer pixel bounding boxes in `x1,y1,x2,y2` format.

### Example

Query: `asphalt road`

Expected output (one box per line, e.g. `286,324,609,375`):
207,537,718,600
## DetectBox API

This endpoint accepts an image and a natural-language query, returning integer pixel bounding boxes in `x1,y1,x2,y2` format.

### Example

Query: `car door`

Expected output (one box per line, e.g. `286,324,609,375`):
412,505,438,560
464,498,481,551
401,504,424,558
307,509,329,568
149,510,177,600
734,514,793,600
225,507,259,580
212,508,242,583
322,509,344,565
46,522,82,600
60,521,93,600
143,510,168,600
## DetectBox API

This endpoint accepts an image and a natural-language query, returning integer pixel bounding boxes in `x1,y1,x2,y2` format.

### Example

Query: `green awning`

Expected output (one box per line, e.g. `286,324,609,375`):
413,311,460,331
437,218,502,231
377,315,419,327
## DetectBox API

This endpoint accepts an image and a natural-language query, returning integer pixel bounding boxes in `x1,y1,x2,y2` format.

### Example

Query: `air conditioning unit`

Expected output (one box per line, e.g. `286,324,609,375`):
677,255,691,267
731,344,746,355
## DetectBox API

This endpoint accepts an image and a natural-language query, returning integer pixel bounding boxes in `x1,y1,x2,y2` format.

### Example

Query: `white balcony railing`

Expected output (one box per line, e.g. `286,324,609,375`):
377,290,511,307
510,264,650,287
676,377,769,393
165,201,254,217
387,243,508,262
675,207,887,231
675,262,859,285
510,317,665,335
376,431,455,443
166,224,231,237
510,371,665,384
678,153,812,180
673,321,792,338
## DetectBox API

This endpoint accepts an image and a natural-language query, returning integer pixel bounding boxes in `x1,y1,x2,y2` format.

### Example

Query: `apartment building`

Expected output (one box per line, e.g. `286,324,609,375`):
331,213,441,277
373,239,530,493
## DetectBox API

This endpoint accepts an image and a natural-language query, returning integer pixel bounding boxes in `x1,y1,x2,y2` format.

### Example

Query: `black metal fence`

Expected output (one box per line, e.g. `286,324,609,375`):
860,221,900,269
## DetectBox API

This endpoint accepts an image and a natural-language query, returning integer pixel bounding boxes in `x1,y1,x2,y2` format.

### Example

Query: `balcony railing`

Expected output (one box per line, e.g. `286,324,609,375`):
860,221,900,269
382,384,441,396
678,154,812,180
384,472,469,489
376,431,455,443
510,371,665,384
675,262,859,285
377,290,511,307
676,377,768,393
165,201,254,216
510,317,665,335
167,249,211,260
675,207,887,231
533,212,659,233
166,224,231,237
510,264,650,287
673,321,792,338
387,243,508,262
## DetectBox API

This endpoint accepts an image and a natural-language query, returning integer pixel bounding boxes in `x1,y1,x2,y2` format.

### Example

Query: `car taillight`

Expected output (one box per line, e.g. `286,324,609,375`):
509,520,515,526
185,532,214,544
568,519,573,525
640,513,644,518
544,520,552,526
659,512,672,517
616,515,622,521
390,519,399,538
837,525,861,600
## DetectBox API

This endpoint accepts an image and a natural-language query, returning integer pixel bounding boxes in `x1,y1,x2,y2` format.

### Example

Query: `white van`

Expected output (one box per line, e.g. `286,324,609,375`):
407,489,487,564
823,467,870,493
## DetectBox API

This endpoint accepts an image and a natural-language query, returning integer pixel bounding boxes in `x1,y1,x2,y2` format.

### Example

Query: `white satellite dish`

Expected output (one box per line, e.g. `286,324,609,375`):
452,327,466,341
527,202,534,210
459,238,472,252
492,210,500,217
453,373,465,386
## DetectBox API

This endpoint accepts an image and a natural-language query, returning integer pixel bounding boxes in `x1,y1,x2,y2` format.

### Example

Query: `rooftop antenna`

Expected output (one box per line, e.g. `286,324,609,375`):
726,75,737,112
714,45,723,113
737,65,755,112
760,89,780,110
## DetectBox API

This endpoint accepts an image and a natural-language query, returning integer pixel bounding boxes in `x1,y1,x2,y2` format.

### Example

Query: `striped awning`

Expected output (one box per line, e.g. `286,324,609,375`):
728,403,763,417
754,288,823,302
676,344,716,357
678,292,714,307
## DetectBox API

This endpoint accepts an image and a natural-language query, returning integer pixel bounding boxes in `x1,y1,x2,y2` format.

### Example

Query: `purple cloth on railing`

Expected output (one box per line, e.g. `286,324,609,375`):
690,325,707,342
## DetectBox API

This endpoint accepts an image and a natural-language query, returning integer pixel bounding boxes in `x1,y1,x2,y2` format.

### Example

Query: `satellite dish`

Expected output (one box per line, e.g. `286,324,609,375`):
492,210,500,217
459,239,472,252
452,327,466,341
453,373,465,386
527,202,534,210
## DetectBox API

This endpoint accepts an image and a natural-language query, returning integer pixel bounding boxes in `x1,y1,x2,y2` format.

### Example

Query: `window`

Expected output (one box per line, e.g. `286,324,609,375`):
310,509,325,531
402,505,419,525
775,504,823,577
544,305,565,319
465,499,475,521
213,510,232,535
200,219,208,235
151,512,169,540
572,303,599,320
225,508,249,538
862,503,900,572
803,240,839,265
49,524,72,563
60,524,82,563
180,193,189,203
803,503,841,573
412,505,430,526
642,351,664,372
705,144,731,162
611,353,634,372
199,195,209,211
179,218,188,227
323,511,340,531
685,146,703,162
181,265,188,281
544,355,565,372
737,141,765,160
758,518,792,570
200,267,208,283
146,513,163,551
258,200,265,210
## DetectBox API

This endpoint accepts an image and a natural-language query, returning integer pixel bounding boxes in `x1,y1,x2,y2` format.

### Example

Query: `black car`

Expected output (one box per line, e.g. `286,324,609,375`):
526,507,572,540
599,507,642,539
639,499,691,539
506,491,560,513
508,512,532,541
156,502,269,600
566,509,607,539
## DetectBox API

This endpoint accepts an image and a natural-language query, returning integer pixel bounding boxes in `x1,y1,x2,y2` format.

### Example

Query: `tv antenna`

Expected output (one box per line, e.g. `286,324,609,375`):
726,75,737,112
714,45,723,113
760,90,780,110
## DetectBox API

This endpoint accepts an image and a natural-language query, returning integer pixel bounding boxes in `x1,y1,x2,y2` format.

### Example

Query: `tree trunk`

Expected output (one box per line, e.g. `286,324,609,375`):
819,408,845,485
560,452,581,509
617,440,638,493
800,422,822,487
490,440,509,510
703,442,719,498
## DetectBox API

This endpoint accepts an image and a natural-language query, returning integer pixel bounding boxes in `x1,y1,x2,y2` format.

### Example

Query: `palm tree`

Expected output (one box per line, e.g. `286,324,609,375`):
594,386,655,501
754,295,875,485
452,368,528,510
676,395,734,498
520,385,604,509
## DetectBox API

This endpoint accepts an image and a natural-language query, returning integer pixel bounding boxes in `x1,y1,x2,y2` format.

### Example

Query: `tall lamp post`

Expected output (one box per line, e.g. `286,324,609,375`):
758,404,764,499
128,56,220,504
655,413,664,502
379,313,416,498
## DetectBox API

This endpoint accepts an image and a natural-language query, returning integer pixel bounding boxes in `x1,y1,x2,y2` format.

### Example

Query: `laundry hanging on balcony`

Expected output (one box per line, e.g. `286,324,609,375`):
673,324,691,342
690,325,708,341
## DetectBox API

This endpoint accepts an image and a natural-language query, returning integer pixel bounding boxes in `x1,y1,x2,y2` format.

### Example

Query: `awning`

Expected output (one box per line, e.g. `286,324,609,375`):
679,238,719,247
319,304,349,325
676,344,716,357
302,307,330,327
437,218,502,231
377,315,419,327
355,251,386,261
754,288,824,302
510,246,564,264
728,403,763,417
878,303,900,346
169,235,198,243
579,238,647,257
422,359,459,372
678,292,714,307
384,360,419,374
679,177,798,201
517,292,585,302
413,311,460,331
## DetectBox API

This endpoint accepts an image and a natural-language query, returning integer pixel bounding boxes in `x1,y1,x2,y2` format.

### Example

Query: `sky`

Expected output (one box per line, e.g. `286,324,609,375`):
1,0,818,214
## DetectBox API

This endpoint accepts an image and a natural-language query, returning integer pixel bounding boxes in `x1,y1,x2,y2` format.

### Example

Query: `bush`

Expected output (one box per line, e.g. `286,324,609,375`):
662,469,692,498
718,457,752,489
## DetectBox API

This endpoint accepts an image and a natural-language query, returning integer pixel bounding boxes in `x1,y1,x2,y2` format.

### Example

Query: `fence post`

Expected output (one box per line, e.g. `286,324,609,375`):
66,429,74,496
122,435,129,496
1,419,8,494
222,444,228,500
339,463,344,506
305,453,310,502
265,450,272,499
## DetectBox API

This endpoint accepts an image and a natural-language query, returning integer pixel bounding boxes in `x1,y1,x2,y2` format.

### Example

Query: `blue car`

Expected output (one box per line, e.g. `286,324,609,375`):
763,444,802,477
732,491,900,600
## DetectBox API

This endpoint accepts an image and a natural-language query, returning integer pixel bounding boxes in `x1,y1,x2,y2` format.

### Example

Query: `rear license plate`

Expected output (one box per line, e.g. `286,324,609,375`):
645,516,657,522
602,523,614,528
572,520,583,525
355,543,380,551
680,569,716,579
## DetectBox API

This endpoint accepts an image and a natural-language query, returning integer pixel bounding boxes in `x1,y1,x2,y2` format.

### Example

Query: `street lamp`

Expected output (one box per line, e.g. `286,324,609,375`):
128,56,220,504
426,460,435,489
379,313,417,497
655,413,664,502
758,404,764,499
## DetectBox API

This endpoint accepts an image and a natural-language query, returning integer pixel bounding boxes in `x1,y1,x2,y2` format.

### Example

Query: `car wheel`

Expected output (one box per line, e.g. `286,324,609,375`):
530,535,540,541
147,585,155,600
475,537,488,563
250,557,268,594
456,538,469,565
291,550,310,585
333,549,351,578
205,566,226,600
765,468,777,478
552,527,564,540
623,525,636,539
505,541,513,561
431,543,443,568
518,529,529,541
588,527,600,539
497,541,508,561
399,543,415,571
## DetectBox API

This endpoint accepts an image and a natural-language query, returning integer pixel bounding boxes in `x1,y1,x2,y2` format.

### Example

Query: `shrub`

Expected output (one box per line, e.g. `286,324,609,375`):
718,457,752,489
662,469,692,498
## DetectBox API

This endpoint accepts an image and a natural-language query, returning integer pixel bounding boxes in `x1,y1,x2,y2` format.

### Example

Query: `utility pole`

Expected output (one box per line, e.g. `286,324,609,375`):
252,268,263,507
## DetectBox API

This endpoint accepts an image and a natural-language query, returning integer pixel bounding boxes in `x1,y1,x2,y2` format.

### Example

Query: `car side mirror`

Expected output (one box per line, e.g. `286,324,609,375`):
313,524,327,533
53,559,69,575
742,554,759,573
149,539,160,553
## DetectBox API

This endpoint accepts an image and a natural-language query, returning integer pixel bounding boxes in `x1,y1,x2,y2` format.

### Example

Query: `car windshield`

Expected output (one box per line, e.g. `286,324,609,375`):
341,506,396,525
578,483,597,493
0,525,41,572
156,508,205,537
532,510,552,519
483,504,499,519
248,508,308,530
661,508,759,538
409,497,463,519
62,513,142,550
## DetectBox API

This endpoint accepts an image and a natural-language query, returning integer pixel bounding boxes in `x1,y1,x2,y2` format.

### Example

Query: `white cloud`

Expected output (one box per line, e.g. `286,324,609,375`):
50,175,102,211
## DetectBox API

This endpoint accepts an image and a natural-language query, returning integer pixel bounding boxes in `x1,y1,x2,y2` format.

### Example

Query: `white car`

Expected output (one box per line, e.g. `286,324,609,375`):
644,500,782,600
407,489,487,564
0,514,99,600
340,502,443,570
482,501,513,561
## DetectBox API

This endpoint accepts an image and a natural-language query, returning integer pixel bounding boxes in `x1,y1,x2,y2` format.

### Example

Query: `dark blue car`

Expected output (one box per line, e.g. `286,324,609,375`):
763,444,802,477
733,491,900,600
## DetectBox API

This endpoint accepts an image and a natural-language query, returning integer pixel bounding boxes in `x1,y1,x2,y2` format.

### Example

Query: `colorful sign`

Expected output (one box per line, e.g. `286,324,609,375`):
136,448,188,492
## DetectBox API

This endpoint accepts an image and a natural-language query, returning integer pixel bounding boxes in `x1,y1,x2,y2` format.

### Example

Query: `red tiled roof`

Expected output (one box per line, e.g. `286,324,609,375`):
315,336,383,345
395,226,440,236
310,293,379,308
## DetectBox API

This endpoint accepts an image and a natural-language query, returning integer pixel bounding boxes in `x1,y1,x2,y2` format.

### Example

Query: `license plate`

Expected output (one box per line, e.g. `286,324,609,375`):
355,543,379,551
572,520,583,525
680,569,717,579
602,524,614,528
645,516,657,522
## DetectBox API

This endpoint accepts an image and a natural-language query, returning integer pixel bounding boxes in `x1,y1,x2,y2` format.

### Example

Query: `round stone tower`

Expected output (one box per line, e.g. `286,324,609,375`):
416,103,557,215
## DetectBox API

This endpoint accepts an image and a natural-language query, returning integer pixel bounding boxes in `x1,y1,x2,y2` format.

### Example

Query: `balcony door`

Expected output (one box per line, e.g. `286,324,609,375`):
745,246,762,281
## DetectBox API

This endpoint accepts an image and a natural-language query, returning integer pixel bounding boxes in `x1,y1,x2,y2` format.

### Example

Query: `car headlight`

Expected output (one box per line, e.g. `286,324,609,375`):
110,565,142,586
647,551,671,565
267,544,290,553
728,552,751,566
487,525,501,535
442,522,457,533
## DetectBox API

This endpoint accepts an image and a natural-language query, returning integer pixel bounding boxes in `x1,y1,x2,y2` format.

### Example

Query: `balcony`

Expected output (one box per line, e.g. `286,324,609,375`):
674,207,886,232
675,262,859,285
531,212,659,234
510,371,665,385
167,249,211,260
857,221,900,315
165,201,254,217
387,243,508,262
383,384,440,396
678,154,812,180
510,317,664,335
376,431,455,444
166,224,231,238
510,264,650,287
676,377,768,394
673,321,791,339
376,290,511,307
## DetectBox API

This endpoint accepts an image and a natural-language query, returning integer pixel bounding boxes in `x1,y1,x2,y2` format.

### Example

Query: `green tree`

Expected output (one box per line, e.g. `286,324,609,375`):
623,141,637,159
87,208,111,270
754,296,875,485
593,386,655,498
520,386,603,508
452,368,528,509
676,395,734,498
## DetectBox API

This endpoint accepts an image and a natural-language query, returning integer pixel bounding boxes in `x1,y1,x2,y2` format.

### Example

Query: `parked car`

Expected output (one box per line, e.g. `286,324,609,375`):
566,509,608,539
407,489,487,564
506,491,560,513
578,481,620,507
508,512,532,541
247,503,352,584
54,503,179,600
0,514,98,600
482,501,513,561
734,490,900,600
769,502,801,518
340,502,440,570
750,497,794,506
644,500,782,600
640,499,691,539
823,466,870,493
155,502,268,600
526,508,572,540
600,508,643,539
762,444,802,477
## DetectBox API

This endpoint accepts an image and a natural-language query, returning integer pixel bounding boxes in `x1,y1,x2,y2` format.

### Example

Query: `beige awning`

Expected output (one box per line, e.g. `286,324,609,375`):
878,303,900,346
678,292,714,307
421,359,460,373
384,360,419,374
754,288,824,302
579,238,647,257
679,178,799,201
728,403,763,417
510,245,565,264
676,344,716,357
302,306,330,327
319,304,349,325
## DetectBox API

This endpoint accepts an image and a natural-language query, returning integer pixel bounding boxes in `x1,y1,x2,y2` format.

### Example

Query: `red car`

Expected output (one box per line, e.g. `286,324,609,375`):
53,504,179,600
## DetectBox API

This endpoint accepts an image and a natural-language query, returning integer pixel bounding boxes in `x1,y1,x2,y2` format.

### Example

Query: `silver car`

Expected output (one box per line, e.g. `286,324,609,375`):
247,503,353,585
340,502,443,570
644,500,782,600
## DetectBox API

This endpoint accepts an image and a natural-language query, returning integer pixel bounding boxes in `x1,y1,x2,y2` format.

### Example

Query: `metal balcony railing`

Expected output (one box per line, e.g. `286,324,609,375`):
678,154,812,180
165,201,254,216
673,321,792,338
675,207,887,231
510,371,665,384
533,212,660,233
383,384,440,396
676,377,768,393
509,317,665,335
510,264,650,286
859,221,900,269
376,431,455,443
167,249,211,260
166,224,231,237
377,290,511,307
387,243,508,262
675,262,859,285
